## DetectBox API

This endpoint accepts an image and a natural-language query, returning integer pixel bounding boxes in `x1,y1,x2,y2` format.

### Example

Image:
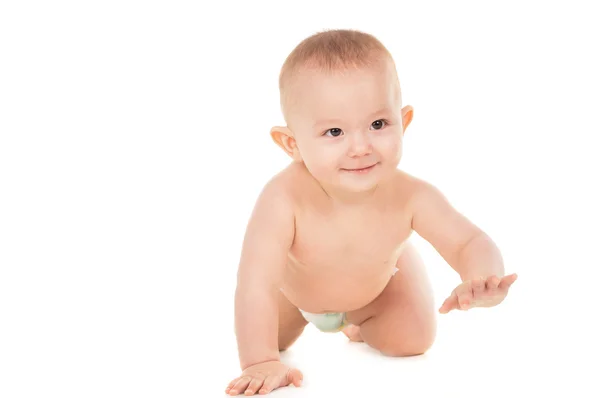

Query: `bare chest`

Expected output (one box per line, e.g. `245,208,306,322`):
290,207,412,272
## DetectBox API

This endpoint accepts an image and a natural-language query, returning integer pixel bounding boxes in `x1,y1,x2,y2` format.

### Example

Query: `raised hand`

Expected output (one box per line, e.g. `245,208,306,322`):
439,273,518,314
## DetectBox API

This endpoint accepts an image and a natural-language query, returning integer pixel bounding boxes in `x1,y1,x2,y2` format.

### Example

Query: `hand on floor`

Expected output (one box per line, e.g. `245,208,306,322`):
225,360,302,395
439,273,518,314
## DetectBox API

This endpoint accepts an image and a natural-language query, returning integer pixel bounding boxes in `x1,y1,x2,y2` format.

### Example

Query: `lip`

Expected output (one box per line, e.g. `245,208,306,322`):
341,163,379,173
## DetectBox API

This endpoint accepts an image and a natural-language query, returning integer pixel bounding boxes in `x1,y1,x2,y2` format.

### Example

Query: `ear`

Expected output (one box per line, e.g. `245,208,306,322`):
401,105,414,133
270,126,301,160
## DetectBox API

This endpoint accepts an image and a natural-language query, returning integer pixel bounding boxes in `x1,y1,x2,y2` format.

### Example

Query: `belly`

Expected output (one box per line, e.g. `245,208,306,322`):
280,257,398,313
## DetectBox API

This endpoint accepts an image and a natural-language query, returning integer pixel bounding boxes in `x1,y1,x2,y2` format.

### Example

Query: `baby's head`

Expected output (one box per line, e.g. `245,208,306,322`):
271,29,413,196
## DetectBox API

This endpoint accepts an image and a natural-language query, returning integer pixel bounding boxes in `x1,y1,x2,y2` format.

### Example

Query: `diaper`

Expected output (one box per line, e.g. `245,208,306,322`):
299,310,348,333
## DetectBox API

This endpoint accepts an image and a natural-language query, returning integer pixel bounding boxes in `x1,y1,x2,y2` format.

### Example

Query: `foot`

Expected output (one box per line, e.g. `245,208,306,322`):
342,324,364,342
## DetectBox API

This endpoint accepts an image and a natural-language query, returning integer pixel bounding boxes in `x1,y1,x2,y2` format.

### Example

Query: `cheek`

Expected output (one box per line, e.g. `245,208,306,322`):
376,134,402,159
313,148,341,173
298,143,339,174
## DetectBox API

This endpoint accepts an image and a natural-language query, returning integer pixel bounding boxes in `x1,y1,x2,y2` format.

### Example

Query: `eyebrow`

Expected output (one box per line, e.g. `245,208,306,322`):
313,108,391,129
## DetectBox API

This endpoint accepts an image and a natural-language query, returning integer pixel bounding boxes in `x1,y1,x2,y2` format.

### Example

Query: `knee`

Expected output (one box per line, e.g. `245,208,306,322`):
380,337,434,357
380,329,436,357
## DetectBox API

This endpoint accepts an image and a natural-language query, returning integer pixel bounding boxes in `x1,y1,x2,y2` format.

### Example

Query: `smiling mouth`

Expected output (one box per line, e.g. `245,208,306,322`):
341,163,378,172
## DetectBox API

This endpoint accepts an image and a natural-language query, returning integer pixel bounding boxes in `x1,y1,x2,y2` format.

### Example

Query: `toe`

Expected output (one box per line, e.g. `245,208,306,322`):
343,325,363,342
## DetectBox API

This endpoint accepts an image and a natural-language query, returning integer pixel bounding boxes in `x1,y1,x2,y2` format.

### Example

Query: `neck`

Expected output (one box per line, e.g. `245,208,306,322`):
318,182,382,207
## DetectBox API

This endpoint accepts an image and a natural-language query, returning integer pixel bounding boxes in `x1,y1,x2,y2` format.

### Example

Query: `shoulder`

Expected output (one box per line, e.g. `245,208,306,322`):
385,169,431,204
255,162,308,211
270,162,329,207
256,166,294,205
395,168,438,193
263,162,304,197
244,165,298,239
385,169,451,218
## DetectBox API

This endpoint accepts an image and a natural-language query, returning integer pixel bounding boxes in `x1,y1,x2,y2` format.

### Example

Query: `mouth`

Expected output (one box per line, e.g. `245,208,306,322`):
341,163,379,173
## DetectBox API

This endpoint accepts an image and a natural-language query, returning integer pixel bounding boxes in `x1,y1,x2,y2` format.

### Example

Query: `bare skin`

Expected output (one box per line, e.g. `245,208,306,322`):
227,57,517,396
227,164,516,396
280,164,436,352
229,165,438,396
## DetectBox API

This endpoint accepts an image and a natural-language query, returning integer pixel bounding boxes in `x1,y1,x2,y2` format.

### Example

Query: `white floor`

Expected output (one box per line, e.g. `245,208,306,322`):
2,255,598,398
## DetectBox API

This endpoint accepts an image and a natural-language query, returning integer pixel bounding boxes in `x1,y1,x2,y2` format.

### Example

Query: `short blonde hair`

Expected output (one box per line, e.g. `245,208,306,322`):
278,29,399,123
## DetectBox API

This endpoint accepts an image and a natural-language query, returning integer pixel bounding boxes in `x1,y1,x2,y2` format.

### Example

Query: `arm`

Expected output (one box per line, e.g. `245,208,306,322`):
409,180,505,281
234,179,295,370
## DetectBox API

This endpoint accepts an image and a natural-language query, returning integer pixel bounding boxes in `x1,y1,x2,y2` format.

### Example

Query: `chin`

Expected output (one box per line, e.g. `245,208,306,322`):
338,177,382,193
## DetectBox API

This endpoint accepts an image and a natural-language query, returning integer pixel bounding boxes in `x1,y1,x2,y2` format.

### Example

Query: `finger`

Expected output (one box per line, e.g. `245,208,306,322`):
287,368,303,387
456,283,473,310
225,378,240,394
439,294,458,314
244,376,265,396
458,293,472,309
471,277,486,297
438,296,451,313
229,376,251,396
499,273,518,290
485,275,501,291
259,375,279,394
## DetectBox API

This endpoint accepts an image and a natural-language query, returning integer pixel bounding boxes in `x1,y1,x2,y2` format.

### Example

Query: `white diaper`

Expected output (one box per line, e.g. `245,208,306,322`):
299,310,348,333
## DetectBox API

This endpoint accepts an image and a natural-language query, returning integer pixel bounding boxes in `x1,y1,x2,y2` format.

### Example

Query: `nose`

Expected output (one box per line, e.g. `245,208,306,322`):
347,131,372,158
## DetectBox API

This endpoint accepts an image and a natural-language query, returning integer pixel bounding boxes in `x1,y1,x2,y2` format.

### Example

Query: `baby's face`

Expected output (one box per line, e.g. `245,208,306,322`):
287,61,405,193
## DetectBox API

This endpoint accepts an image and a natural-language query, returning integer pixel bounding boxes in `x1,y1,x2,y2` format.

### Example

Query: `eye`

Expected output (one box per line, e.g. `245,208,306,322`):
324,128,343,137
370,119,387,130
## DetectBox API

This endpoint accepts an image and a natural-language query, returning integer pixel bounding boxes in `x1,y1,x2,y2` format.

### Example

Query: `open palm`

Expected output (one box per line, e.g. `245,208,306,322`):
439,273,518,313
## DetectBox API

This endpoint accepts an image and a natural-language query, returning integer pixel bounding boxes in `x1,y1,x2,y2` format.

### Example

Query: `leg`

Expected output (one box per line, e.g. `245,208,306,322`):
277,288,308,351
345,241,437,356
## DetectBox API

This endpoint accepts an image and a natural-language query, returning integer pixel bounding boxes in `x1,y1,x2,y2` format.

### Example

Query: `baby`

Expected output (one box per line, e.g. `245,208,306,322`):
226,29,517,396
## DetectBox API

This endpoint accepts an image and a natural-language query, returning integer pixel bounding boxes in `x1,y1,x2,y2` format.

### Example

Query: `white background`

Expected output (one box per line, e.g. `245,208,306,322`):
1,1,599,397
